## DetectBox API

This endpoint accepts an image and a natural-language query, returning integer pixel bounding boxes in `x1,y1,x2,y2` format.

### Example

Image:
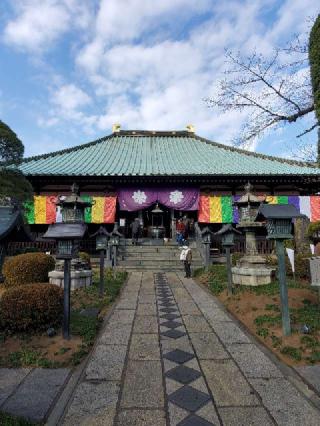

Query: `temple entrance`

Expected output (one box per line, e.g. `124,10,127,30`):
142,203,172,238
118,205,197,241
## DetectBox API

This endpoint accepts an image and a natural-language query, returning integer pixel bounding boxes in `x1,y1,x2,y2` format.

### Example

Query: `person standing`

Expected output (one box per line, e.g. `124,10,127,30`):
179,243,192,278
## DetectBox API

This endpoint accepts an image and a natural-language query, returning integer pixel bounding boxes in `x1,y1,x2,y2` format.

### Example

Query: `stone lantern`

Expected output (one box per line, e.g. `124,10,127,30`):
232,183,275,286
256,203,302,336
215,224,241,294
43,183,92,339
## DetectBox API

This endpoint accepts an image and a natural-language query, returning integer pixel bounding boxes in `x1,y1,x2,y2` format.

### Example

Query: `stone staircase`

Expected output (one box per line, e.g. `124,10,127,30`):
116,240,204,271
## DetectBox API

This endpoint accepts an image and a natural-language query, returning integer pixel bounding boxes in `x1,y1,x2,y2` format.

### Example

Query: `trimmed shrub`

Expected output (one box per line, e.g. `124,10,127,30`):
3,252,55,288
0,283,63,332
79,251,91,268
285,252,311,279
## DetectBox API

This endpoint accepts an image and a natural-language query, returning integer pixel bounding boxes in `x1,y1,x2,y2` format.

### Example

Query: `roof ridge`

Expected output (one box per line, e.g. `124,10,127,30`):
193,134,318,169
21,134,113,164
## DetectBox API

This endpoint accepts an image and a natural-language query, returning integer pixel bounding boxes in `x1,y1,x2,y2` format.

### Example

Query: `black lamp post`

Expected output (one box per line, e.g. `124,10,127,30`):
91,226,111,297
256,204,301,336
43,183,92,340
215,224,241,294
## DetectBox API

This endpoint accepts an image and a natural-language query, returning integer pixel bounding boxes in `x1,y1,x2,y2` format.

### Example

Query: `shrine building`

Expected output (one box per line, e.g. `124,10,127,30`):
18,126,320,241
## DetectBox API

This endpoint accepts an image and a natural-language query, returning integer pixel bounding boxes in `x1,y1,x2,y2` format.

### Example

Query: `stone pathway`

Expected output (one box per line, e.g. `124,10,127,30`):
61,271,320,426
0,368,70,423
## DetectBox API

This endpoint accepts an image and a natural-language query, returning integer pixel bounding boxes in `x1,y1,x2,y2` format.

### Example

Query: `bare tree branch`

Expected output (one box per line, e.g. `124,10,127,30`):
206,27,316,154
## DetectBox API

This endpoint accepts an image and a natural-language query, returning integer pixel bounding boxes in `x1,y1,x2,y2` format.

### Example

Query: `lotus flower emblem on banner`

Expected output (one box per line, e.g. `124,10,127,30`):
132,190,147,205
169,190,184,205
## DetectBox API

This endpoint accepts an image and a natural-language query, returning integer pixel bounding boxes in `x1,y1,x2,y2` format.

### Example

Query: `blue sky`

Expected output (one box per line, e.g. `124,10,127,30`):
0,0,319,159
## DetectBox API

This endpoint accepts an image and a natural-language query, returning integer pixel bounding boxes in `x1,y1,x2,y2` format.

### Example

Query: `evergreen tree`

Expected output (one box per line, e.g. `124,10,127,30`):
0,120,32,204
309,14,320,163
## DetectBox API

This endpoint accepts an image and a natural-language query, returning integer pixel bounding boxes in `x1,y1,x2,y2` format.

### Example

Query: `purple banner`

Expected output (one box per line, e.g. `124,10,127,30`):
117,188,199,211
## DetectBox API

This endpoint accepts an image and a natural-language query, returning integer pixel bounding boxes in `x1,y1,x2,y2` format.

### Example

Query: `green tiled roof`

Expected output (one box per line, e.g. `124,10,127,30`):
19,130,320,177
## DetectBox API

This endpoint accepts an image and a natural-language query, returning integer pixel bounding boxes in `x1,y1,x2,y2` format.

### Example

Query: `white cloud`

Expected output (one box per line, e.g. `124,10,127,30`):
3,0,93,52
2,0,317,156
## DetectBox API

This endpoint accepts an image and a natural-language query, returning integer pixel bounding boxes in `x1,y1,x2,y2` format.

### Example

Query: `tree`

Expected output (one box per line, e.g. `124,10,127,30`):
0,120,32,205
0,120,24,165
309,15,320,162
207,16,319,160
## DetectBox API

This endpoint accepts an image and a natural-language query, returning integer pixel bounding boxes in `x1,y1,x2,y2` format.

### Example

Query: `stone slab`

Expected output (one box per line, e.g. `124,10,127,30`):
161,335,193,353
117,409,166,426
227,343,283,378
108,309,135,324
295,364,320,394
137,303,157,316
85,345,127,380
129,334,161,360
201,308,233,323
133,315,158,333
218,406,274,426
116,298,137,310
100,324,132,345
0,368,31,407
210,322,251,345
249,377,320,426
176,302,201,315
63,381,120,425
200,360,259,407
139,294,156,304
121,360,164,408
189,333,229,360
2,368,70,423
182,315,211,333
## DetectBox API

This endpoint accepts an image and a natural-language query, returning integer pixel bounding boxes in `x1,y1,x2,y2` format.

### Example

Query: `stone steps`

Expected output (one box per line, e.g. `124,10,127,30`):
117,243,204,271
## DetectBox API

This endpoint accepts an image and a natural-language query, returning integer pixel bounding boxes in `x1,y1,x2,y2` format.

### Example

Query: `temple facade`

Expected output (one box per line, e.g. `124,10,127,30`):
19,128,320,240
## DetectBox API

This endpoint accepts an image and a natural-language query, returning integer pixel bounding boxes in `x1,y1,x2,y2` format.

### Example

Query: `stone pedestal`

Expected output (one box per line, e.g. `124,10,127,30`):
232,255,274,286
49,269,92,290
49,258,92,290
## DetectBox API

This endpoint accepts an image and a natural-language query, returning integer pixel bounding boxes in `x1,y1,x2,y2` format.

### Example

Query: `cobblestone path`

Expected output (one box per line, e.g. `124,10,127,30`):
62,272,320,425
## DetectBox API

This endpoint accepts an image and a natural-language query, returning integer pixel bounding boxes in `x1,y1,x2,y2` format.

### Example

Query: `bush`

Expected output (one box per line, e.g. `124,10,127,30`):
231,252,242,266
285,252,311,279
79,251,91,268
3,252,55,288
0,284,63,332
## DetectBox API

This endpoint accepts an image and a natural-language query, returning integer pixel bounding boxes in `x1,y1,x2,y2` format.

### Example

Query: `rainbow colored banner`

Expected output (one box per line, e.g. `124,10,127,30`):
198,194,320,223
24,195,116,224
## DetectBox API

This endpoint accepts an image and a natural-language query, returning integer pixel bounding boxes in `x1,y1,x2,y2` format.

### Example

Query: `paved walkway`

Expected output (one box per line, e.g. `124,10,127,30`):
61,271,320,426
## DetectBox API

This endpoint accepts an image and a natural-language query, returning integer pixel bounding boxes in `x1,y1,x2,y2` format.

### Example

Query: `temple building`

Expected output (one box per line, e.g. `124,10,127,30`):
19,126,320,240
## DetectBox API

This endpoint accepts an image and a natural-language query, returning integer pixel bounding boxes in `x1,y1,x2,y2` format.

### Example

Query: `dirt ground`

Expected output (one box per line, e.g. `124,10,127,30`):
217,286,320,366
0,331,83,366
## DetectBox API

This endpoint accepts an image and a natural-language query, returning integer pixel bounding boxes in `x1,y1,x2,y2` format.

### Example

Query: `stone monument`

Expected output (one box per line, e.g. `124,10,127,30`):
232,183,274,286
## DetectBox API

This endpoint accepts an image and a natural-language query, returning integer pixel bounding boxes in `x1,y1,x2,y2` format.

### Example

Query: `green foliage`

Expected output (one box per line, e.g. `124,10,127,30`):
291,302,320,331
0,411,36,426
231,252,242,266
280,346,302,361
0,348,61,369
78,251,91,268
192,267,206,277
300,335,319,349
309,350,320,363
0,120,24,165
306,221,320,239
257,327,269,338
309,15,320,123
265,304,280,312
0,284,63,332
254,314,281,327
285,252,311,279
271,334,282,348
206,265,227,295
3,252,55,288
70,312,99,345
0,169,33,205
